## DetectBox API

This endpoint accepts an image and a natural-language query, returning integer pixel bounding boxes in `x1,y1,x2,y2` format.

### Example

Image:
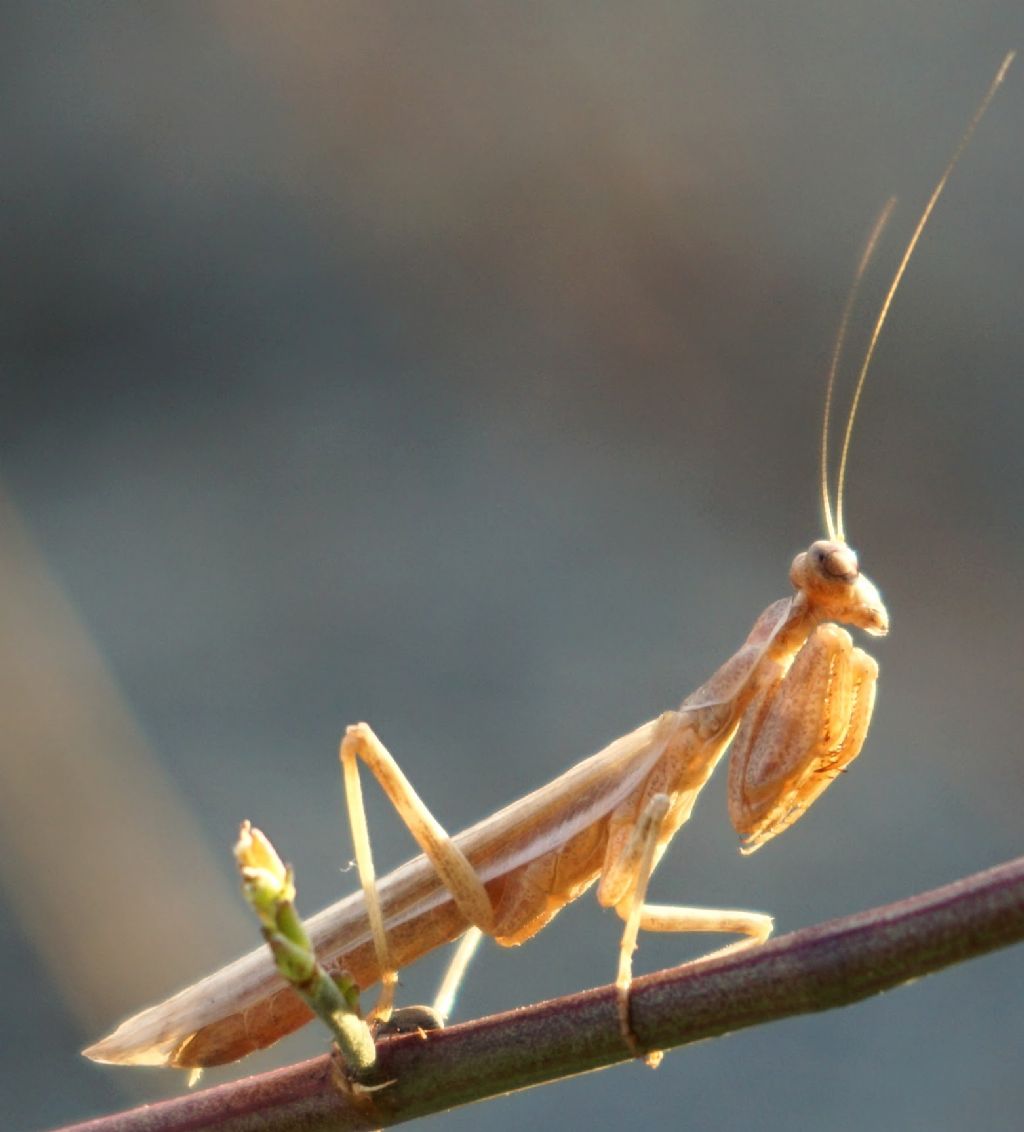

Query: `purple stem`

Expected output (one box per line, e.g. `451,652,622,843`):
60,854,1024,1132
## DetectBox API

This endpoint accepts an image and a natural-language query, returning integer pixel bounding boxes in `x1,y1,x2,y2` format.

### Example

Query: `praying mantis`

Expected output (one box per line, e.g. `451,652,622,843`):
84,52,1014,1075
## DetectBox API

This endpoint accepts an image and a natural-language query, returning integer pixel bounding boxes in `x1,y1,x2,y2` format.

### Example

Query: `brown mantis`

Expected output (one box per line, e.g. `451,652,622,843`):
84,52,1014,1075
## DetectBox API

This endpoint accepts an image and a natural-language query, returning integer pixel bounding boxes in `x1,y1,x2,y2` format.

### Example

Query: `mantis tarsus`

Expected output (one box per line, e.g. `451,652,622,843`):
85,52,1014,1074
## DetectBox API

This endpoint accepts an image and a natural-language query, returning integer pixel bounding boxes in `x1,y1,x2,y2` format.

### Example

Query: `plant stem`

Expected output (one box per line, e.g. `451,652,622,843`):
234,822,376,1074
60,853,1024,1132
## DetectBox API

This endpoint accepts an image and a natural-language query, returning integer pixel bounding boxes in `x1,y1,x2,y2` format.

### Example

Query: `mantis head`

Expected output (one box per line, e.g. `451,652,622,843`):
790,539,888,637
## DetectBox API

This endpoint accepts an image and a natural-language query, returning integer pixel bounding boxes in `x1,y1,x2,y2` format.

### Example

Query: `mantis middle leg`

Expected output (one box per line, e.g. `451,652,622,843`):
607,623,877,1059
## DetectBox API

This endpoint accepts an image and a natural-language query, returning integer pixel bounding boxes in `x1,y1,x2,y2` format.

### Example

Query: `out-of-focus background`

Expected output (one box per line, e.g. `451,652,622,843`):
2,5,1023,1130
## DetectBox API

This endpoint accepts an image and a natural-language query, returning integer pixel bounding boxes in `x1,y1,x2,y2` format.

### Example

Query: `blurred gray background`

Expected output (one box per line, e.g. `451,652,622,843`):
2,4,1023,1130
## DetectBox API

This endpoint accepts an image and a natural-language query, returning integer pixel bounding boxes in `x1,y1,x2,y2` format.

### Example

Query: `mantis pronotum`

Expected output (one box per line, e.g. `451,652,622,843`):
85,52,1014,1073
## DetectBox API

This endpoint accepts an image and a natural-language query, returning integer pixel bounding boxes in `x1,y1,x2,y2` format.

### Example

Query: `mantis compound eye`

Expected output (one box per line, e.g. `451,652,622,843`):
810,540,859,583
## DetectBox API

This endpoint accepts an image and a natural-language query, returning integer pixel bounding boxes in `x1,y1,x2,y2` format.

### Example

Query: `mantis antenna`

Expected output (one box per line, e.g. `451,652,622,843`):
822,50,1015,543
820,197,895,541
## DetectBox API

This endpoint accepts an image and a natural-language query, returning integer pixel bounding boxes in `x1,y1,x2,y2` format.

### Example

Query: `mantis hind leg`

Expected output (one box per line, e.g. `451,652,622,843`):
374,927,486,1038
432,926,484,1021
340,722,496,1022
